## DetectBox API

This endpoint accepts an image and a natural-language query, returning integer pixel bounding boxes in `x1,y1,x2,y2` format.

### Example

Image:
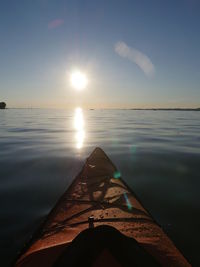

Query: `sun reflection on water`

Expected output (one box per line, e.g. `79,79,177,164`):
74,107,85,149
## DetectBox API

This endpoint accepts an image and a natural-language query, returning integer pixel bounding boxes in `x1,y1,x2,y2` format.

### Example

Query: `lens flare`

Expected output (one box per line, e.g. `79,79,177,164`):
124,193,132,210
113,171,121,179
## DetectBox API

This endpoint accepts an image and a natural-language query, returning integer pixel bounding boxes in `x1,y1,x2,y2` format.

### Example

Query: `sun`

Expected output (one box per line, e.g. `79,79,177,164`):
70,71,88,90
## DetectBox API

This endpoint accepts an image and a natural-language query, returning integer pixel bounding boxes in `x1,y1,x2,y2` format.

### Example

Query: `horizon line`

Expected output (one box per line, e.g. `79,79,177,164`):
4,107,200,111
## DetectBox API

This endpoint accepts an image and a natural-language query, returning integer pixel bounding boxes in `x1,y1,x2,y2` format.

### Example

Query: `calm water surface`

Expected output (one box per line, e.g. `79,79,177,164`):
0,109,200,266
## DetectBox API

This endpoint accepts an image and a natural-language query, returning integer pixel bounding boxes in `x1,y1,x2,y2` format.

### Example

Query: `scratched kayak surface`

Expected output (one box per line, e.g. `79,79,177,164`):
15,147,190,267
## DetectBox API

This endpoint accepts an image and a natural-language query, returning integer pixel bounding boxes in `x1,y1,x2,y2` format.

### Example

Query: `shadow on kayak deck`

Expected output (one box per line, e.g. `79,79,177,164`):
54,225,160,267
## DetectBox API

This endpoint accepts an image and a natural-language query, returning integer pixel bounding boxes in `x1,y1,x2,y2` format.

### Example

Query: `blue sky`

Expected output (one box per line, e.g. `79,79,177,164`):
0,0,200,108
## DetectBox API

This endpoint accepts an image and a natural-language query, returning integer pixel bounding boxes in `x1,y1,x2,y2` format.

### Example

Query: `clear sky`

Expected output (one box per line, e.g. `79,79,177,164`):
0,0,200,108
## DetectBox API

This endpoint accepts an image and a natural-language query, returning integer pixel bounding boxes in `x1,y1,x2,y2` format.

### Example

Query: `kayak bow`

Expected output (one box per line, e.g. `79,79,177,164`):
15,147,190,267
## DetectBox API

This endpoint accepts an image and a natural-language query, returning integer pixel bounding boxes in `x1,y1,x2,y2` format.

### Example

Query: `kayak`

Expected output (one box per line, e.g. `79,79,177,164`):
15,147,190,267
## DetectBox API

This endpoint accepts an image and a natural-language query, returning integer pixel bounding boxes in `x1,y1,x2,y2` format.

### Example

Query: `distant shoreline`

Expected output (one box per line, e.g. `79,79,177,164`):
4,107,200,111
129,108,200,111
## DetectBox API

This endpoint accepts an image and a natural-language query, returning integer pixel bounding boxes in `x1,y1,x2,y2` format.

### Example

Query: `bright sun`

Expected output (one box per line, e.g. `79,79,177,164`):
70,71,88,90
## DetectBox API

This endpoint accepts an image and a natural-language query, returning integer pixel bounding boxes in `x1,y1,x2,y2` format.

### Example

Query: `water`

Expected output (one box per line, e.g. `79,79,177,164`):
0,109,200,266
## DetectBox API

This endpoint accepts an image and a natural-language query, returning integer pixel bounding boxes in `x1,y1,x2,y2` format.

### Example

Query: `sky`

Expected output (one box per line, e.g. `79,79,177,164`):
0,0,200,108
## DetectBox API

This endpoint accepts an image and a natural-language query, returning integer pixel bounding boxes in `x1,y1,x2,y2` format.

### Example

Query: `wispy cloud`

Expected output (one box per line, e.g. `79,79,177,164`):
114,41,155,77
48,19,64,29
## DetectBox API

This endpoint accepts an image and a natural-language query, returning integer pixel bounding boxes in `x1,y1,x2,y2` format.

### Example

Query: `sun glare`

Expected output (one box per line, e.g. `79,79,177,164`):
70,71,88,90
74,107,85,149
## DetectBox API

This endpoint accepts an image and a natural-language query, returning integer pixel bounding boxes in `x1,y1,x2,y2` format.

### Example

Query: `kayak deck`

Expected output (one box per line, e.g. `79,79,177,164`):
15,147,190,267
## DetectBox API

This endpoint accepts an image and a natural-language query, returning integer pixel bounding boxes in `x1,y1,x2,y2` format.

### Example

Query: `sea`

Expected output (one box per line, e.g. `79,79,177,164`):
0,108,200,266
